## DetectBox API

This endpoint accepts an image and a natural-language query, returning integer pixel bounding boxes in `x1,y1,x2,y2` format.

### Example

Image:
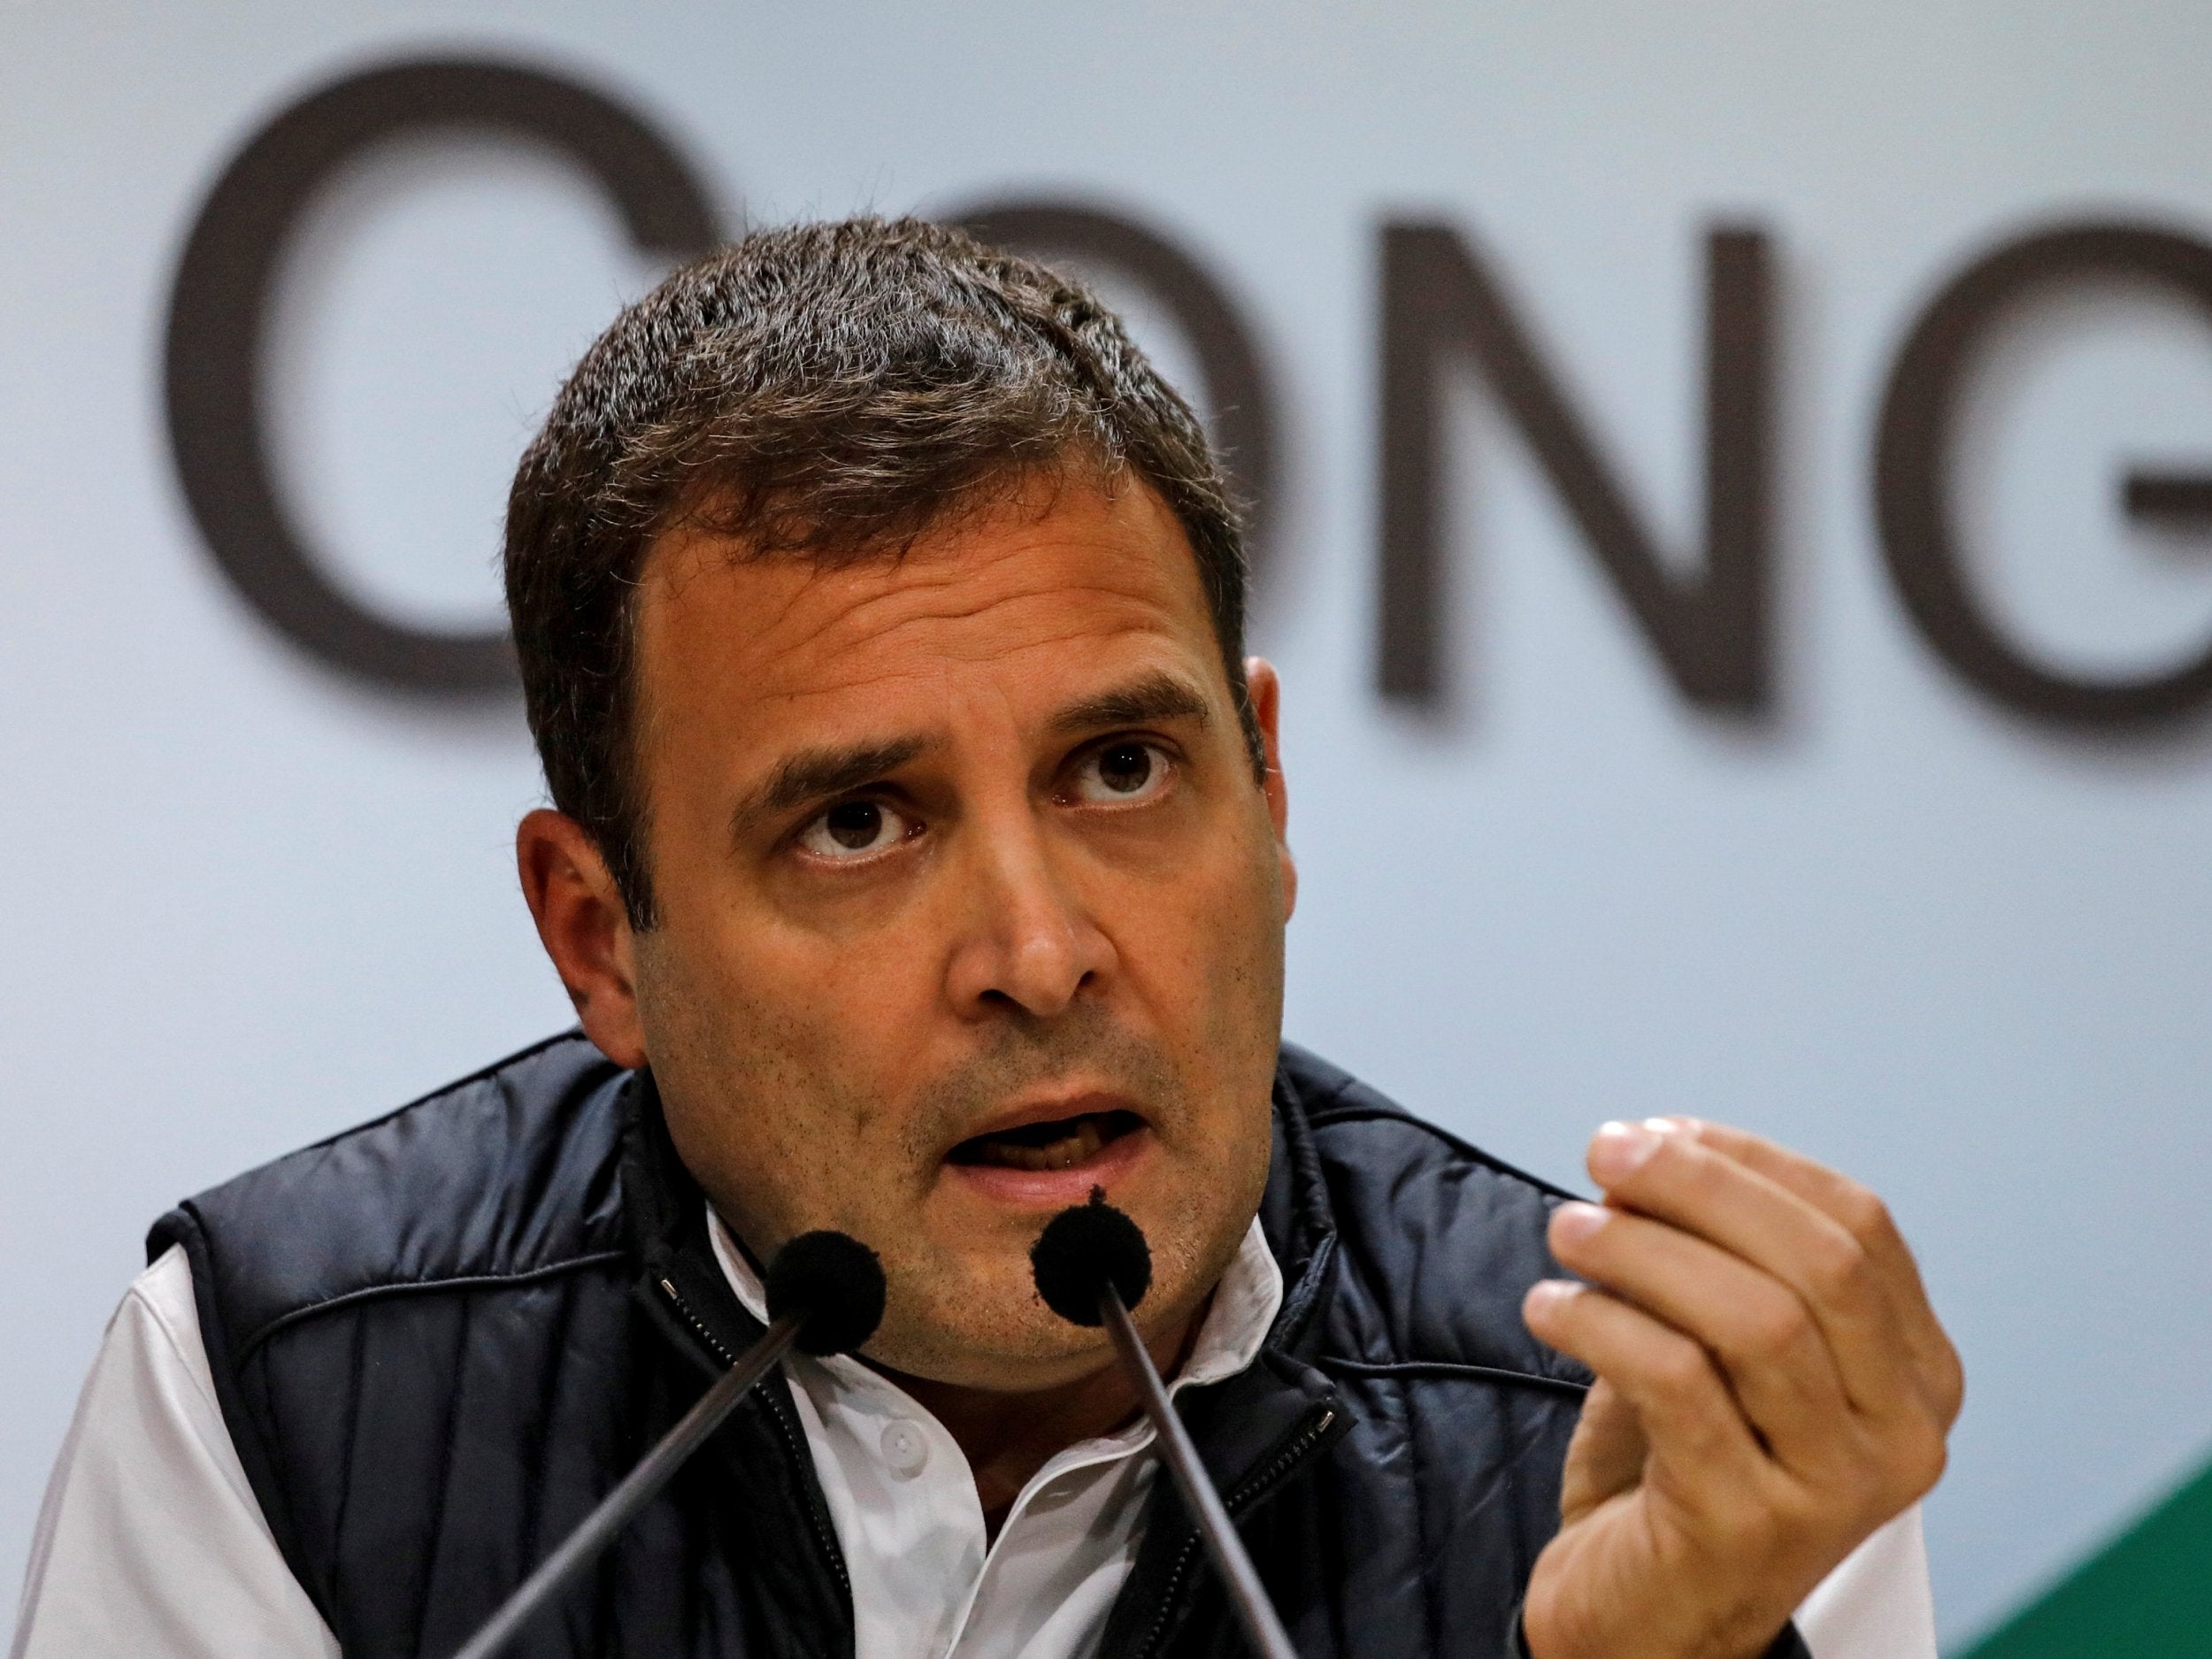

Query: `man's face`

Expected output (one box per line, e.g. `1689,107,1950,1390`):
619,475,1294,1389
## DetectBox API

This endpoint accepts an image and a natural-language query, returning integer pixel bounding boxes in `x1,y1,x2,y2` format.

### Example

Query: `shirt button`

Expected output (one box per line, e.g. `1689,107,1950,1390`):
880,1419,930,1478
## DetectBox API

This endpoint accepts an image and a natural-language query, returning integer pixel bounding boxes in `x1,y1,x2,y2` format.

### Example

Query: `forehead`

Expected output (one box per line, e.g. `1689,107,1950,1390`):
632,480,1224,755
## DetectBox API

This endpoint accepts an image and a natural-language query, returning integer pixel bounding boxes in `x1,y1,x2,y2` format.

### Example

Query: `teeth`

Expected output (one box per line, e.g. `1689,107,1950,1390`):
980,1117,1105,1171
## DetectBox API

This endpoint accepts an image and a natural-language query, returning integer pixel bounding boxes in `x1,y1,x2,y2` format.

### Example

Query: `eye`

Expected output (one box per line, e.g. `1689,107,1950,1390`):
796,798,914,860
1071,741,1171,805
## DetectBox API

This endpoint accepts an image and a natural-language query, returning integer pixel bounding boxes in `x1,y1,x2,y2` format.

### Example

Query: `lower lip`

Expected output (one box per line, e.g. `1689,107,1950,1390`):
941,1122,1153,1209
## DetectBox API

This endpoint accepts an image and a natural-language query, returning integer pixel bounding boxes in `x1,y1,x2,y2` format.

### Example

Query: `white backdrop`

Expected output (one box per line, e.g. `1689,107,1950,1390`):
7,4,2212,1645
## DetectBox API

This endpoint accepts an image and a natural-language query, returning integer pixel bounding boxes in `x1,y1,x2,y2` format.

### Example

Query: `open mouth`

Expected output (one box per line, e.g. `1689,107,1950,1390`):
946,1110,1145,1172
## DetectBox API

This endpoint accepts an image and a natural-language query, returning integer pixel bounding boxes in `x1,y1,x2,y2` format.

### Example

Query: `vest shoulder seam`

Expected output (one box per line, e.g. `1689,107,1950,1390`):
1317,1356,1589,1397
237,1248,632,1361
1302,1104,1582,1202
289,1029,603,1159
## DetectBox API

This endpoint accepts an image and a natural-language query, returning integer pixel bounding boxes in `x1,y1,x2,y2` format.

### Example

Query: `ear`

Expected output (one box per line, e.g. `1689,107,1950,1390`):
516,808,649,1069
1244,657,1296,920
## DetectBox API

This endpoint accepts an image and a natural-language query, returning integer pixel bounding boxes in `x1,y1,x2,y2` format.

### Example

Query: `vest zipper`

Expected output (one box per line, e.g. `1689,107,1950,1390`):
657,1277,738,1365
654,1273,856,1604
1131,1402,1339,1659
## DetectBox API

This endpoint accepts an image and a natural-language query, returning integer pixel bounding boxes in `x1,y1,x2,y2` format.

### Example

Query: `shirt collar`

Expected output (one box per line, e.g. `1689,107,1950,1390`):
706,1206,1284,1396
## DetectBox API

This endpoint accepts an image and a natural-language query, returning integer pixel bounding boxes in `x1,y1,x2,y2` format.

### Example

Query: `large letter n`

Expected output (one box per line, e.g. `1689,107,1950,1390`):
1375,222,1774,713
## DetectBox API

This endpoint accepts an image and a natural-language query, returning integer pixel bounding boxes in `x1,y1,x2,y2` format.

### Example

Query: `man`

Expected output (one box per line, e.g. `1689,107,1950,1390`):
15,218,1959,1658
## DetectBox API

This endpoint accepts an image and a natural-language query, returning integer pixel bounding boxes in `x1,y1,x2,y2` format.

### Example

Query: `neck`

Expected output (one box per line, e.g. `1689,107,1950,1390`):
878,1300,1208,1535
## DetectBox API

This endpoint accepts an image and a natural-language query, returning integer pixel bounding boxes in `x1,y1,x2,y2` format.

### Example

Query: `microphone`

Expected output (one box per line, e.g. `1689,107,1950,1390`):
449,1229,886,1659
1032,1195,1299,1659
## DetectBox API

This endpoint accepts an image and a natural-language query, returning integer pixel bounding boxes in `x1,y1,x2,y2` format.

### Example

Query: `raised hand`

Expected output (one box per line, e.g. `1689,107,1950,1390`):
1519,1118,1962,1659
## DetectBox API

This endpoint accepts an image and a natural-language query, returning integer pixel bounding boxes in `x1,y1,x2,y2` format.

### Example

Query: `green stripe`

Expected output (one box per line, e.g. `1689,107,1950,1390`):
1962,1452,2212,1657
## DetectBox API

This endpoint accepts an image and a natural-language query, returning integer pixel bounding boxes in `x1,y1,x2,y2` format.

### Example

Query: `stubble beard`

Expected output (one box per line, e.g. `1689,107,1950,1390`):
874,1001,1248,1387
646,955,1271,1390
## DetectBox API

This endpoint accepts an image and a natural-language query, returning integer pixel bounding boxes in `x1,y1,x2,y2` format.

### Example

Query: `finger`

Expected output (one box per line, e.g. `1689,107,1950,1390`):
1659,1117,1962,1425
1522,1279,1768,1507
1548,1202,1849,1474
1656,1118,1928,1317
1584,1121,1909,1425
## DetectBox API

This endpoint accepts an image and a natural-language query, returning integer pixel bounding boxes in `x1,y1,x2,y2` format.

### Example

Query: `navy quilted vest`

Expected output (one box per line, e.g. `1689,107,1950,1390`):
150,1035,1599,1658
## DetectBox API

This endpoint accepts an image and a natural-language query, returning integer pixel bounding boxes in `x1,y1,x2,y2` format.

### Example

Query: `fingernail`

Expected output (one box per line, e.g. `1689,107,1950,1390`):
1525,1279,1577,1318
1551,1201,1609,1245
1590,1120,1662,1182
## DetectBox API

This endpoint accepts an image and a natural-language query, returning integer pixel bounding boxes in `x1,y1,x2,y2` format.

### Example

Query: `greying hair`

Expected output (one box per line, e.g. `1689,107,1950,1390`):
504,215,1256,928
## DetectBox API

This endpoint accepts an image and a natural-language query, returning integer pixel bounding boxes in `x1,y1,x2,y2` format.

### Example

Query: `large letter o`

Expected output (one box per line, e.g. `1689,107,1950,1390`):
956,201,1281,591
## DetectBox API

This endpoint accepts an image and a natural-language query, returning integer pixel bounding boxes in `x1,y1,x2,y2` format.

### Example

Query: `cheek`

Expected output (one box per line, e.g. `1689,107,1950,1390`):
1110,825,1286,1164
1194,854,1288,1163
1164,826,1287,1038
680,889,930,1068
634,925,917,1231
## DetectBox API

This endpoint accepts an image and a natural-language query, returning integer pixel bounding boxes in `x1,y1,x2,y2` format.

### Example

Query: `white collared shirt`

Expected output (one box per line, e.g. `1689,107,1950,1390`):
708,1210,1286,1659
12,1229,1936,1659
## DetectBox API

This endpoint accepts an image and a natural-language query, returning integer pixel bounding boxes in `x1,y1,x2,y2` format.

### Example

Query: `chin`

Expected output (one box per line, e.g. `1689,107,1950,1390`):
864,1279,1117,1391
865,1202,1239,1391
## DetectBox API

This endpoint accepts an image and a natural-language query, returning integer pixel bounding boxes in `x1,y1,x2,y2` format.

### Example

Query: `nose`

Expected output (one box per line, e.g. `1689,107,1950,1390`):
942,810,1117,1020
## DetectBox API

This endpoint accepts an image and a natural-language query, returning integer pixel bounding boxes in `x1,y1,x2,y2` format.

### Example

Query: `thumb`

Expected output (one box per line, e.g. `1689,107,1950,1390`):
1559,1379,1647,1522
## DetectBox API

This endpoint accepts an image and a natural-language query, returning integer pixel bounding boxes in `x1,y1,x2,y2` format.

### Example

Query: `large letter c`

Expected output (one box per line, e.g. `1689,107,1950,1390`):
164,58,723,696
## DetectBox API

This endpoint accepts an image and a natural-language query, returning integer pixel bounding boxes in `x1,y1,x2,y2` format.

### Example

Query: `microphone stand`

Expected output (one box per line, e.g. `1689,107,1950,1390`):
448,1311,802,1659
1098,1286,1299,1659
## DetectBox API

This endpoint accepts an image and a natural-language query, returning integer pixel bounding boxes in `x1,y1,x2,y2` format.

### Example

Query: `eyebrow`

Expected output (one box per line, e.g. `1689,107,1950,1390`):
1047,670,1214,737
733,735,931,837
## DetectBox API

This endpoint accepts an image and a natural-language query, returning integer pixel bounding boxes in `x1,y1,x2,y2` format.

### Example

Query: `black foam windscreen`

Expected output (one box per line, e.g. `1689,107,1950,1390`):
1031,1193,1153,1326
766,1230,887,1356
